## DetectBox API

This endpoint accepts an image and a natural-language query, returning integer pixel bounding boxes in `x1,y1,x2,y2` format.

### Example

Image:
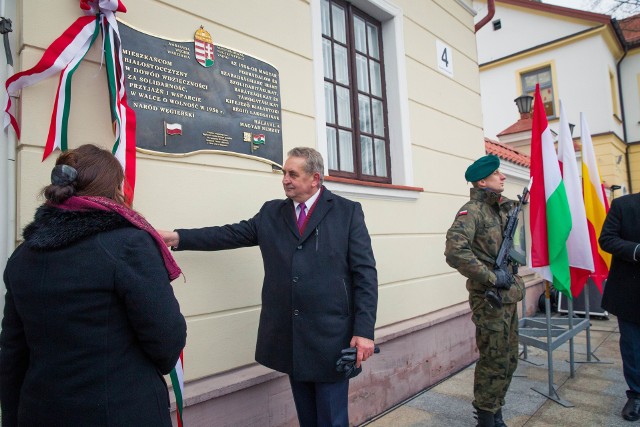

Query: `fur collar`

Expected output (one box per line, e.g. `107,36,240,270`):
22,204,131,250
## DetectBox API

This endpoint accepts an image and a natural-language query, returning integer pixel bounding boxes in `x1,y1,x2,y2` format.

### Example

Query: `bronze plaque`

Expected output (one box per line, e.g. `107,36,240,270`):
119,22,283,165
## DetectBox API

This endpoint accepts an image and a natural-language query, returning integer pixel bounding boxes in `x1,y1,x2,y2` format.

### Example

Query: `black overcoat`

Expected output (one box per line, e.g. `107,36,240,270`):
599,193,640,324
176,187,377,382
0,206,187,426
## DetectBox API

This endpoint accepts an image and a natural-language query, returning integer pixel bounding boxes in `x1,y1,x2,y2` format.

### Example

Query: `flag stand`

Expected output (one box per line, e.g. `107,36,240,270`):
569,281,611,365
519,288,543,367
516,289,540,380
518,280,593,407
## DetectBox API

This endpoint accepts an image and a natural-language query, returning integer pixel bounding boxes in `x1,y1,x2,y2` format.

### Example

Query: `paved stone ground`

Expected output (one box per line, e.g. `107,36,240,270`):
364,315,631,427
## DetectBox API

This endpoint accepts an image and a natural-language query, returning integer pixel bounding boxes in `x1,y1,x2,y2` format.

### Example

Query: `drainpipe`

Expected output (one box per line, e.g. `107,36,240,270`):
475,0,495,32
612,18,633,193
0,0,16,277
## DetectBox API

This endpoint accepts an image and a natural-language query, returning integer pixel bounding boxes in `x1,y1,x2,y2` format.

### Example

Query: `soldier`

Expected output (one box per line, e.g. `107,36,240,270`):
444,155,524,427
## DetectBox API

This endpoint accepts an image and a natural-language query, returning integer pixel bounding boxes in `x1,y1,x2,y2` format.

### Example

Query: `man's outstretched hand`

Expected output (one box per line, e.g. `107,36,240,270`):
158,230,179,248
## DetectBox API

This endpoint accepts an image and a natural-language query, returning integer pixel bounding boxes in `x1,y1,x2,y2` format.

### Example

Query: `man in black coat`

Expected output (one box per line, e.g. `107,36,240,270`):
161,147,378,427
599,192,640,422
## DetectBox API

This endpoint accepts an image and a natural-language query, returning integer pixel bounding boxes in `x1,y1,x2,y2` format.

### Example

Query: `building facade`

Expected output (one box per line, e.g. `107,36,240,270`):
474,0,639,197
1,0,543,425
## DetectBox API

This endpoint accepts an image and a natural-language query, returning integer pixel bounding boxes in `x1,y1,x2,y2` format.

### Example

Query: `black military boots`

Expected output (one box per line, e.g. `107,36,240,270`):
493,408,508,427
474,409,495,427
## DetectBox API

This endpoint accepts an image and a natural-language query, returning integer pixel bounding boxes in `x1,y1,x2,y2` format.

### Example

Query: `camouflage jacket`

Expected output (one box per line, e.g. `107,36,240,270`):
444,188,524,303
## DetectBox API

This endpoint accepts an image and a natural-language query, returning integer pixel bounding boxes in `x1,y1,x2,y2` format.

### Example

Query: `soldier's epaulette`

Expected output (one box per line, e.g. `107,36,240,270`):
457,210,468,216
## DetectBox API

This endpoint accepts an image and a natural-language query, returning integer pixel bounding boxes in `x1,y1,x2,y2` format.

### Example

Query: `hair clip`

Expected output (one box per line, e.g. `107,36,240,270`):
51,164,78,186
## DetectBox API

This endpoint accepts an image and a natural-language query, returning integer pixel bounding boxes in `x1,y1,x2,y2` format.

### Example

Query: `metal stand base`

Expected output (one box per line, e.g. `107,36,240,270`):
518,317,589,352
518,357,543,366
571,352,612,364
517,281,598,408
531,385,575,407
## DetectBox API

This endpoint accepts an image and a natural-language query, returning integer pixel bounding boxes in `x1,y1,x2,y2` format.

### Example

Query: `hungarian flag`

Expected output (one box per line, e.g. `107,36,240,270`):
529,84,572,298
580,112,611,292
252,133,265,145
557,101,594,297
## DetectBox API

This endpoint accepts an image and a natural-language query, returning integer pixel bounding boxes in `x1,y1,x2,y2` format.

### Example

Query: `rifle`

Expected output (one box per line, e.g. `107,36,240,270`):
485,178,533,309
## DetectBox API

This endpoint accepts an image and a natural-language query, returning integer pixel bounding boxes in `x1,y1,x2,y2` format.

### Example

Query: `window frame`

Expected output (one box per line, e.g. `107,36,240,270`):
521,65,556,119
321,0,392,183
609,68,621,121
311,0,416,199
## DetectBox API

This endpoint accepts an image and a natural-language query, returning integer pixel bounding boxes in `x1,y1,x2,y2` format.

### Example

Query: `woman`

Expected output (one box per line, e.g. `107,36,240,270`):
0,144,187,426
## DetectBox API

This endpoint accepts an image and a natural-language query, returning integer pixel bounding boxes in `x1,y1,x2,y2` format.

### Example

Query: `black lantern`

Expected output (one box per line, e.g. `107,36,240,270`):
514,94,534,115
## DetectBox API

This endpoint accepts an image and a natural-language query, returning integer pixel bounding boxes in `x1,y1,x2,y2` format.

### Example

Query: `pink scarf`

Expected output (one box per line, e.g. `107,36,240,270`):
54,196,182,281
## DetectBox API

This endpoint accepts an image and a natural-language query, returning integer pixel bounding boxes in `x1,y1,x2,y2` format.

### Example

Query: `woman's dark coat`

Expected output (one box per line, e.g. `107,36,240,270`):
176,187,377,382
599,193,640,324
0,206,187,426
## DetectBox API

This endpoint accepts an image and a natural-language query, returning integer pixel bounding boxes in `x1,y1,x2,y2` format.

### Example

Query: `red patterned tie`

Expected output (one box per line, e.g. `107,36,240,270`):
297,203,307,231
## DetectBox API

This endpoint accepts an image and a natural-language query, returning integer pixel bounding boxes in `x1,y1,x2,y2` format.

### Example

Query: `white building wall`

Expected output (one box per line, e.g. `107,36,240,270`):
620,49,640,143
8,0,485,389
479,34,623,141
474,0,595,64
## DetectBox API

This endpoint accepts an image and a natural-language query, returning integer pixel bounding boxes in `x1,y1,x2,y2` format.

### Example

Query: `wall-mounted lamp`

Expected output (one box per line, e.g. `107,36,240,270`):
568,123,575,137
514,94,534,119
610,184,621,200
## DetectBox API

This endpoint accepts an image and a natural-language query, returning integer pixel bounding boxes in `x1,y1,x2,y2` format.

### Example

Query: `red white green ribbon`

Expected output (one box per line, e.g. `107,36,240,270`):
4,0,136,203
99,5,137,204
4,13,98,141
170,350,185,427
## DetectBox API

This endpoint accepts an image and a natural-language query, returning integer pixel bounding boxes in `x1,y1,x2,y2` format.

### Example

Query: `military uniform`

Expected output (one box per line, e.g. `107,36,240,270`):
445,186,524,420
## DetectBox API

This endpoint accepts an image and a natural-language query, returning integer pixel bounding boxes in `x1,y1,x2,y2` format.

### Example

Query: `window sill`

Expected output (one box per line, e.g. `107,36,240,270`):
324,176,423,201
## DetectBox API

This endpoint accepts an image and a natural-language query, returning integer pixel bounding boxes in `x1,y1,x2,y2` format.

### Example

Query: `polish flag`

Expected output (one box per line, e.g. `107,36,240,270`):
557,101,594,297
166,122,182,135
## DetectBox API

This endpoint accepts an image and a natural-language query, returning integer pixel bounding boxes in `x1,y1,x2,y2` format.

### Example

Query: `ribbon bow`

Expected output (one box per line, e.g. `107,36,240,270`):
80,0,127,14
4,0,136,203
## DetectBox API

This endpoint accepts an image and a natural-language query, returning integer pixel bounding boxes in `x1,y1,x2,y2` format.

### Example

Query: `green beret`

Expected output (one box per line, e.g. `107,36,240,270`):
465,155,500,182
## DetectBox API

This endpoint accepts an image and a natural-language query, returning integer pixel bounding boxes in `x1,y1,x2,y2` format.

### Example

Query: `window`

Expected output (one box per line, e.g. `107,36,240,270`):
609,69,620,119
521,67,555,118
321,0,391,183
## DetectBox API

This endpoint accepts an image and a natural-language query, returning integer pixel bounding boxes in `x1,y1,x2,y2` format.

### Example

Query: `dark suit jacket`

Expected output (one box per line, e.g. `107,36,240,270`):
176,186,377,382
599,193,640,324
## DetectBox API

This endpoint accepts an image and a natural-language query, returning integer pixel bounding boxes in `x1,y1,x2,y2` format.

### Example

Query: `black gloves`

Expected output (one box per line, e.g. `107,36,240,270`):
335,346,381,379
335,347,362,379
493,268,513,290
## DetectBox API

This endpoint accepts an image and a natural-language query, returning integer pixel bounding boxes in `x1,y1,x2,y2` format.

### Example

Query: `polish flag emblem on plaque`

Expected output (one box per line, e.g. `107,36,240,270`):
194,26,214,68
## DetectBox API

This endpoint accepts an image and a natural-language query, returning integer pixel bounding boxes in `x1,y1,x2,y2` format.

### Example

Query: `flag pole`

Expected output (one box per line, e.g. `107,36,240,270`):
568,295,575,378
544,281,555,395
585,280,594,361
572,279,610,365
164,120,167,146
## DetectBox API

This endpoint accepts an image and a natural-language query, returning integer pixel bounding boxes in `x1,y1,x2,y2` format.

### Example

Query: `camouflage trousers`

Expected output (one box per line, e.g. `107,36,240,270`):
469,292,519,413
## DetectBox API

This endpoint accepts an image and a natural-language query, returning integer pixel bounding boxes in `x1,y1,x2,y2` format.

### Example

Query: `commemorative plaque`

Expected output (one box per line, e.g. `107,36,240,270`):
118,22,283,165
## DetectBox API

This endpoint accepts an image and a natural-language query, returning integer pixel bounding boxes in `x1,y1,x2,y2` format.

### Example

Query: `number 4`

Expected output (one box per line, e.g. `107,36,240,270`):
436,40,453,77
441,48,448,67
